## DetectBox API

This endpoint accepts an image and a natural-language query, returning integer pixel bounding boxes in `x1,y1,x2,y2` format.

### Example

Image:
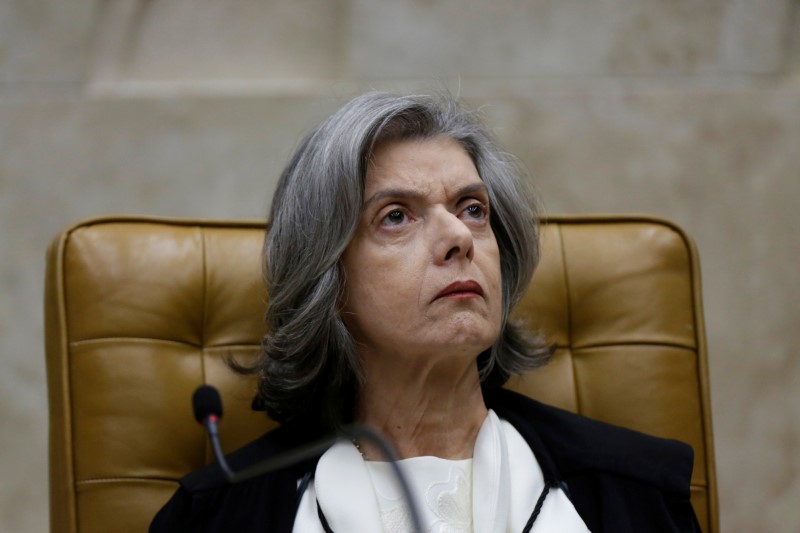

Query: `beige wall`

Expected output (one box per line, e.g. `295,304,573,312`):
2,1,799,531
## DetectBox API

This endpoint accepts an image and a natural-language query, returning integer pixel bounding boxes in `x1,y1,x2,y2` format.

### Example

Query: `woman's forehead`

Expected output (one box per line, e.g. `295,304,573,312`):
364,137,482,198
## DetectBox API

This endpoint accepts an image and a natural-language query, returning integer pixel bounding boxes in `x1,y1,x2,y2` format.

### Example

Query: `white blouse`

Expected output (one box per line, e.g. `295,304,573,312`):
294,410,590,532
366,456,474,532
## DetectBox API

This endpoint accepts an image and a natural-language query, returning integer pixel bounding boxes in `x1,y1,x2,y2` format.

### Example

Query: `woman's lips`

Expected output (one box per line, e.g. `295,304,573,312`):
434,280,484,300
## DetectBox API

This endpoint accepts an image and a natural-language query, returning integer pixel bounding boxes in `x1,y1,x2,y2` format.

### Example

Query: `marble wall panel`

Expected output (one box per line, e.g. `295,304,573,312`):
0,95,347,222
348,0,794,78
0,0,101,88
718,0,795,74
90,0,346,86
790,2,800,71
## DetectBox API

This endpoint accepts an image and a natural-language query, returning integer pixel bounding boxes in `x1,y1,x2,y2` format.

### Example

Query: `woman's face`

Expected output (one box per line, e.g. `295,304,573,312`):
340,136,503,369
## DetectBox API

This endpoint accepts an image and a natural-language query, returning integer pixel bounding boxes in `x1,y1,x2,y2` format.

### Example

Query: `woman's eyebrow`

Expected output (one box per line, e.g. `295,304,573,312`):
454,182,489,199
362,188,425,209
362,182,488,209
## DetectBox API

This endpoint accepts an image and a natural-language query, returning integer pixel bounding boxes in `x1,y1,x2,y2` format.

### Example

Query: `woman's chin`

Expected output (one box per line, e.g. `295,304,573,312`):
412,327,498,359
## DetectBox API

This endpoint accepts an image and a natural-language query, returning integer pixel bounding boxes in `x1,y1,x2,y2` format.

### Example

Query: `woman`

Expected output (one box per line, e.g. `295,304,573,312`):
151,92,699,532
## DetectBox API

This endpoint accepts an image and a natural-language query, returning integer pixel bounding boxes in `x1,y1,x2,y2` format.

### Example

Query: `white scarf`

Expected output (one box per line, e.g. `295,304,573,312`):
294,410,589,532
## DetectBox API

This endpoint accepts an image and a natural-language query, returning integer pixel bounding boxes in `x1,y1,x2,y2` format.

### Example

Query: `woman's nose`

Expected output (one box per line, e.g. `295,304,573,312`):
431,209,474,264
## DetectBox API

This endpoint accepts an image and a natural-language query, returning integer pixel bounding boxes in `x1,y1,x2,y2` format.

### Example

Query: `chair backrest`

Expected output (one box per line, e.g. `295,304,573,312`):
44,215,717,533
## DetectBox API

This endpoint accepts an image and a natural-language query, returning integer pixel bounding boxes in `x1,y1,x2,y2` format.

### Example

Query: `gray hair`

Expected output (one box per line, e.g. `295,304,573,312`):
243,91,552,430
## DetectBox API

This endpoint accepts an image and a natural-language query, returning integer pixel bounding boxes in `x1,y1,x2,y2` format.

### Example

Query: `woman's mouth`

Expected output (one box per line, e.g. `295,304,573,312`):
434,280,484,300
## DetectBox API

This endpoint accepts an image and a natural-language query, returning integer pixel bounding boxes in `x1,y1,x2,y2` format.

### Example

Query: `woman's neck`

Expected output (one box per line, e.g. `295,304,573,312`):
354,356,488,460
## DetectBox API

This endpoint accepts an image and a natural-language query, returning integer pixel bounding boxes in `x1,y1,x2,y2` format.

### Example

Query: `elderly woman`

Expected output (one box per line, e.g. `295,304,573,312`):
151,92,699,532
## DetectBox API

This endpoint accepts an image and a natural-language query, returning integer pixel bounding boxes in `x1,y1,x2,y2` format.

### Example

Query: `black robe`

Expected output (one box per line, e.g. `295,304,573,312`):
151,388,701,532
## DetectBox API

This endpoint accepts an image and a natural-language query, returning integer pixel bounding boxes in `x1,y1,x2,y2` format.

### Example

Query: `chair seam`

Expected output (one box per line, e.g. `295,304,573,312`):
69,337,205,349
200,226,209,356
555,224,580,413
76,477,180,485
69,337,261,350
200,226,210,465
570,341,697,351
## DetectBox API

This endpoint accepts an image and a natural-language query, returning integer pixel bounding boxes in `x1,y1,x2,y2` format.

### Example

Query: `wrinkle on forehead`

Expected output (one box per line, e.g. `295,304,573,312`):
363,137,483,204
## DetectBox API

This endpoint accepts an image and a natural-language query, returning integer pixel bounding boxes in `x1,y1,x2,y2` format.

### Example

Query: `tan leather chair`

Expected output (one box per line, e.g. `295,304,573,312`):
45,214,717,533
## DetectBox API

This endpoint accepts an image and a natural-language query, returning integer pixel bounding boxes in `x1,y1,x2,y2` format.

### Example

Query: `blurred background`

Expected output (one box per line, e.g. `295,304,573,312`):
2,1,799,531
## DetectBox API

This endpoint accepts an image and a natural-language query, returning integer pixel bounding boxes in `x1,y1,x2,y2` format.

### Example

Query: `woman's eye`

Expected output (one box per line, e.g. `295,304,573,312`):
382,209,406,226
464,204,486,220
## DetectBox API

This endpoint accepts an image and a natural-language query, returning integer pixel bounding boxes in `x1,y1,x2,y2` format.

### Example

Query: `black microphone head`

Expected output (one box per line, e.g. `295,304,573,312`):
192,385,223,423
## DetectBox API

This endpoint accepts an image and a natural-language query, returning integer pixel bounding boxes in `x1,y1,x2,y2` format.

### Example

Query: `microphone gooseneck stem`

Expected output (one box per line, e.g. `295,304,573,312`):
204,415,235,480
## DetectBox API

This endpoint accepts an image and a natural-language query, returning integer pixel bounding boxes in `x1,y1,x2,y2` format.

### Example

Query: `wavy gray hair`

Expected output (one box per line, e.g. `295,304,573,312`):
242,91,552,430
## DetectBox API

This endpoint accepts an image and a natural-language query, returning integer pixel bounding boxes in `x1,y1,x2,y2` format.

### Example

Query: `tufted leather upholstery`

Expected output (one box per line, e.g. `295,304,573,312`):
45,215,717,533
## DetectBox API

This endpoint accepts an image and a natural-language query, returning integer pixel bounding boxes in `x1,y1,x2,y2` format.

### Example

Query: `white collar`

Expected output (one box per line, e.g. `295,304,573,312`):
294,410,589,533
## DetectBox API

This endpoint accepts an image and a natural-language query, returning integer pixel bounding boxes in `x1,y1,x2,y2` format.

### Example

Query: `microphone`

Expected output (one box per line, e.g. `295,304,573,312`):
191,385,234,480
191,384,424,533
